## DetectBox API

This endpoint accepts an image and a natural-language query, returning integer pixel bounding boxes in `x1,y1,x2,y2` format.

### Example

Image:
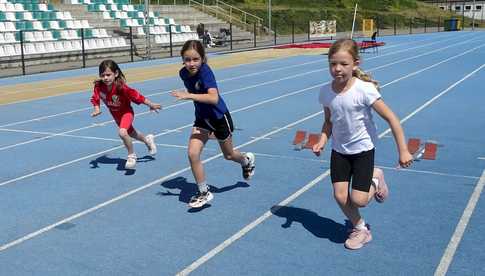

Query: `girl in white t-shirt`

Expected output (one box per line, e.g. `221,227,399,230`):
312,39,413,250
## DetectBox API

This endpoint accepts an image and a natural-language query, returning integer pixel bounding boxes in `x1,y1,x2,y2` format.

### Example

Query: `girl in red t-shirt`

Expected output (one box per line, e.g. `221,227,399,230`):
91,60,161,169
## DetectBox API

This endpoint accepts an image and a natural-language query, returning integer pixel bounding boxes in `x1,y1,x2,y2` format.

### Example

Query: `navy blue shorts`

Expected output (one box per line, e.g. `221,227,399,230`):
193,111,234,141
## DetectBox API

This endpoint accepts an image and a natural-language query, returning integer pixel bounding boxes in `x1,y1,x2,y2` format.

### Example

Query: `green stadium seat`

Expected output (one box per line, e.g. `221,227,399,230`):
33,11,43,20
24,21,34,30
120,19,128,28
16,21,26,30
41,12,50,20
15,31,21,41
51,29,60,39
58,20,66,28
15,12,24,20
49,12,58,20
41,20,50,29
127,11,136,18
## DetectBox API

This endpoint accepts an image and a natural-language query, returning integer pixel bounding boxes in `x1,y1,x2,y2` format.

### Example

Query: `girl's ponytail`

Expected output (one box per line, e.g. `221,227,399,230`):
354,67,380,91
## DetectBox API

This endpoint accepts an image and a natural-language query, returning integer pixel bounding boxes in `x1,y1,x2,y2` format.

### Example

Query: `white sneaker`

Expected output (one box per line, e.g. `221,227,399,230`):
125,153,137,169
146,134,157,155
188,191,213,208
242,152,255,180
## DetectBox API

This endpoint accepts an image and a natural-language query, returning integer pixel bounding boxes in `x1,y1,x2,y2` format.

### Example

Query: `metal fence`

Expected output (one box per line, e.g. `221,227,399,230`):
0,15,481,78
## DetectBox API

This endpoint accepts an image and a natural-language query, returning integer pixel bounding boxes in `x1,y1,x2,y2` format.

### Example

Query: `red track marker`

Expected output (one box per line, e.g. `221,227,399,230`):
292,130,307,145
422,142,437,160
407,138,421,155
304,133,320,149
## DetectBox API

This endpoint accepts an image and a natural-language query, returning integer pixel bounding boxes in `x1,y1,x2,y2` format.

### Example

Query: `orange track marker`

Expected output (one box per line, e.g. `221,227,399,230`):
407,138,421,155
422,142,437,160
292,130,307,145
304,133,320,149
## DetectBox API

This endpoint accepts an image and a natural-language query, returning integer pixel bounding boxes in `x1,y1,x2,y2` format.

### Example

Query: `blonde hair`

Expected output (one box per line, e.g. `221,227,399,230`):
328,38,380,90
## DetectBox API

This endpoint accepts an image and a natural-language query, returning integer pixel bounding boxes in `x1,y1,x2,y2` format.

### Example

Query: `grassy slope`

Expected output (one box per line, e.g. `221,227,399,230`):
225,0,471,33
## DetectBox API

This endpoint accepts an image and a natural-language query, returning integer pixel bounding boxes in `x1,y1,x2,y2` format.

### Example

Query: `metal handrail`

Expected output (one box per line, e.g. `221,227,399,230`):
188,0,264,32
214,0,263,26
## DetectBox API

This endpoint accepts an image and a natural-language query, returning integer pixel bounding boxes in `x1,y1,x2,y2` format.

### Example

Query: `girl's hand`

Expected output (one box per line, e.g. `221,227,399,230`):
91,107,101,117
171,90,191,100
149,102,162,113
312,142,325,156
398,150,413,168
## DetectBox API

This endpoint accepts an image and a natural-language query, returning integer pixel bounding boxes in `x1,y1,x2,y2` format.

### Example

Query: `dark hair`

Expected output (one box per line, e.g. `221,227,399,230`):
180,40,207,63
96,59,126,92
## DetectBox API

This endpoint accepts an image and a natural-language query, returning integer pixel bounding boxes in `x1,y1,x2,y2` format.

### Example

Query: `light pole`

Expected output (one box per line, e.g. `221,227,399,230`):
144,0,150,59
268,0,271,32
480,0,483,23
472,0,476,30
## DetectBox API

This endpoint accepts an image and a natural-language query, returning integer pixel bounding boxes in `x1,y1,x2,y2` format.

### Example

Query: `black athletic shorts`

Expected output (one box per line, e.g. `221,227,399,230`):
330,148,375,192
193,111,234,141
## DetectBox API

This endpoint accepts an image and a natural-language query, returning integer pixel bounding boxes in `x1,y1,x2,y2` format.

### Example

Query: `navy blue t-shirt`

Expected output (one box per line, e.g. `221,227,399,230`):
179,63,228,119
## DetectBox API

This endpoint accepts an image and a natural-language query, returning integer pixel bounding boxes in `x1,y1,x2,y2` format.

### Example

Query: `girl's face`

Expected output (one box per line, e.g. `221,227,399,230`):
329,50,359,85
182,49,203,75
100,67,118,86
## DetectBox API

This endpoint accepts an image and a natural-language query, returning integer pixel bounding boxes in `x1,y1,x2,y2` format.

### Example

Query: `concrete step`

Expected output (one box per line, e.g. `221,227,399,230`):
56,4,120,28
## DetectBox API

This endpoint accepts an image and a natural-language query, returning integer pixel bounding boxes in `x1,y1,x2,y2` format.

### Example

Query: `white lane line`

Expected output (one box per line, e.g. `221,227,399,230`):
0,33,470,128
0,59,324,128
0,128,187,149
382,44,485,87
0,123,111,151
176,62,485,275
2,45,484,187
250,154,480,180
0,107,92,128
2,35,482,152
0,32,468,107
0,83,322,188
253,152,329,163
0,127,477,181
434,169,485,276
1,55,482,255
379,63,485,138
0,112,323,252
377,166,480,180
176,170,331,276
369,39,484,74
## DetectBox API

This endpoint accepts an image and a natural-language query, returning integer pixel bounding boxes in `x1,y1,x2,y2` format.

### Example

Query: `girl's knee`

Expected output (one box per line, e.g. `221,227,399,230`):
333,191,348,205
350,196,368,208
187,150,201,163
118,128,129,137
373,167,383,178
223,153,234,161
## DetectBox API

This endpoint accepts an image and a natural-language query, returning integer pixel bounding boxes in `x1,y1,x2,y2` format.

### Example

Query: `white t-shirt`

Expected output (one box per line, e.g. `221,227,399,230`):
318,78,381,155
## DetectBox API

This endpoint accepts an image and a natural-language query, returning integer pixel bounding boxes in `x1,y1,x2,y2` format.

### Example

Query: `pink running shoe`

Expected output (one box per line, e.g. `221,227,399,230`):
373,168,389,203
344,227,372,250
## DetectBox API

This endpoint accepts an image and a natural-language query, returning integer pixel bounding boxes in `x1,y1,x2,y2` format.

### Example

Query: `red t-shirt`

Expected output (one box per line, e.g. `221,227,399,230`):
90,81,146,114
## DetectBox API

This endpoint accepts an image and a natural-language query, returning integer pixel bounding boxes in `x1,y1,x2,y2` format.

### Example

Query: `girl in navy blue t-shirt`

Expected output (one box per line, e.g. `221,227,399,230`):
171,40,255,208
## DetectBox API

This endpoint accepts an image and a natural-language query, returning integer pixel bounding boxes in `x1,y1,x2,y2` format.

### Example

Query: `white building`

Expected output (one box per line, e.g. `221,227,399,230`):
424,1,485,20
